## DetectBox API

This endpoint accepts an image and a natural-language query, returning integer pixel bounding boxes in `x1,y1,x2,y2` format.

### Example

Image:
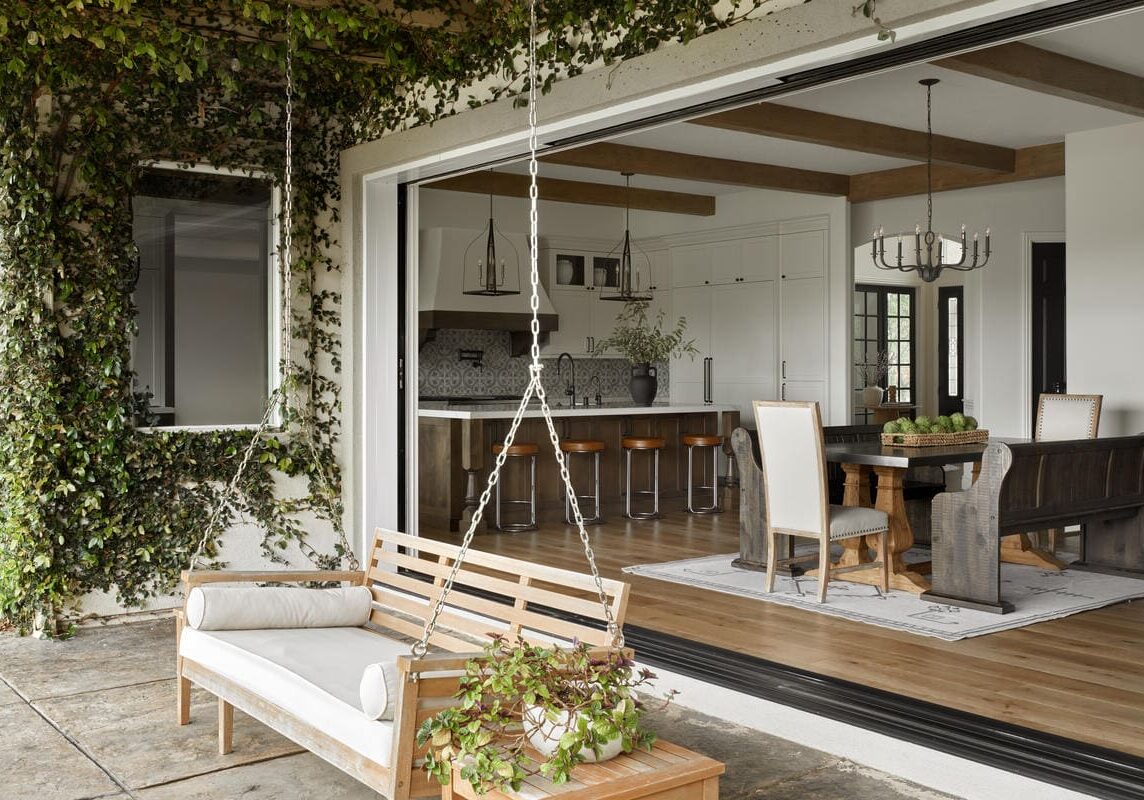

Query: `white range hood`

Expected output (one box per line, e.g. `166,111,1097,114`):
419,227,558,337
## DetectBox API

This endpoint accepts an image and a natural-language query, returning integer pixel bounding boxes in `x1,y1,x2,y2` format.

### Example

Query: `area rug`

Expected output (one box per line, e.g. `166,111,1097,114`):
622,552,1144,640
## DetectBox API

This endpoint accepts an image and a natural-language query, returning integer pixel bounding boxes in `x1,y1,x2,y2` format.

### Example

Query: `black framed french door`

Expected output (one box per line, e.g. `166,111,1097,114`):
938,285,964,416
854,284,916,424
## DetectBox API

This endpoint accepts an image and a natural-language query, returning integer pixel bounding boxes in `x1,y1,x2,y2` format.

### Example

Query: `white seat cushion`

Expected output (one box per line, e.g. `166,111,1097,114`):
828,505,888,541
180,626,406,766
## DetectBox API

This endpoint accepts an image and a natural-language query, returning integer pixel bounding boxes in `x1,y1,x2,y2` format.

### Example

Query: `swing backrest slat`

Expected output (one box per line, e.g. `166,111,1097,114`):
364,528,629,650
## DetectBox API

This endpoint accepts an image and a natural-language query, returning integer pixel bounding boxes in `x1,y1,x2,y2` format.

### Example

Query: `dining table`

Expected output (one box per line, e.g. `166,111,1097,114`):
819,439,988,593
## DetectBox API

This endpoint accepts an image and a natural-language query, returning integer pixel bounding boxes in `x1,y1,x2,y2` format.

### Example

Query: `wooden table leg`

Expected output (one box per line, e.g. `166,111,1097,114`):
872,466,930,592
835,463,872,568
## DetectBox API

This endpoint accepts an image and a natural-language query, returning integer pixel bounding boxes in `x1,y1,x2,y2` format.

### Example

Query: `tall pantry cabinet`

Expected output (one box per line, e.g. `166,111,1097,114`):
669,218,828,425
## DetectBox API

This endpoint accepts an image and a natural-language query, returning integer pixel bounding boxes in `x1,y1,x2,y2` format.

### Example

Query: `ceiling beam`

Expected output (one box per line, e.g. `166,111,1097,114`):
848,142,1063,203
424,171,716,216
937,42,1144,116
541,142,849,196
691,103,1016,172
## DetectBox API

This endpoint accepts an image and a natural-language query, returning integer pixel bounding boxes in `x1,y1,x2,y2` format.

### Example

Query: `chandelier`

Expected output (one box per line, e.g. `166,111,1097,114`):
462,171,520,296
871,78,991,283
600,172,652,303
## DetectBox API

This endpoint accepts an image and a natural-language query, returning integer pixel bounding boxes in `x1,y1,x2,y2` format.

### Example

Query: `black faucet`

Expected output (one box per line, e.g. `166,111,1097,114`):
556,353,575,405
589,375,602,407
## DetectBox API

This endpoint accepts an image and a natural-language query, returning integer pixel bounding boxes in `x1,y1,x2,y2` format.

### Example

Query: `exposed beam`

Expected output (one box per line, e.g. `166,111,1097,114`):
542,142,849,196
848,142,1063,203
938,42,1144,116
691,103,1016,173
425,171,716,216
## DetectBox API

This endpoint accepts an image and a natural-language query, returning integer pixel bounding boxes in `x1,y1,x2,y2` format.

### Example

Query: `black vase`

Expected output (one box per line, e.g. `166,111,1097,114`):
629,363,658,406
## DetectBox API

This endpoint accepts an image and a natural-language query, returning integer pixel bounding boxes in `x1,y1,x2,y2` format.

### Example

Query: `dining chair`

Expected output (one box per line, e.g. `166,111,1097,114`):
1036,393,1102,553
753,400,890,602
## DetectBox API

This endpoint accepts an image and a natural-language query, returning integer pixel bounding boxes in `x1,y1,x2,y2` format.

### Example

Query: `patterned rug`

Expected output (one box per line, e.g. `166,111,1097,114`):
622,551,1144,640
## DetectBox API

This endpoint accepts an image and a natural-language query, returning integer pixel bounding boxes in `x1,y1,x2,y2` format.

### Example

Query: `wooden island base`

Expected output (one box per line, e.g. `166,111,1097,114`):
443,740,724,800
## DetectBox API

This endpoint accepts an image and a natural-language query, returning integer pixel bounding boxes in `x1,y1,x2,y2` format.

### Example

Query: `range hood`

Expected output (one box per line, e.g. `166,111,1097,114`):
419,227,558,353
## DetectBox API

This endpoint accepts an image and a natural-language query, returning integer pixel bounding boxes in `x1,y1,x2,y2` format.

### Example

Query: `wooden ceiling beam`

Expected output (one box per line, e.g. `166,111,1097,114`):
541,142,849,196
691,103,1016,172
938,42,1144,116
848,142,1063,203
425,171,716,216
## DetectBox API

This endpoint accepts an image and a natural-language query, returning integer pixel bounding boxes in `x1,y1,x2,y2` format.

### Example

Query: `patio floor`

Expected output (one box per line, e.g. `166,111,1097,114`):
0,617,955,800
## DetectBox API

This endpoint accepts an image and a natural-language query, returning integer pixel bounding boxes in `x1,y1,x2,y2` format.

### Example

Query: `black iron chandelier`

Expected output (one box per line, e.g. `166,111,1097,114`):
871,78,991,283
601,172,652,303
462,171,521,296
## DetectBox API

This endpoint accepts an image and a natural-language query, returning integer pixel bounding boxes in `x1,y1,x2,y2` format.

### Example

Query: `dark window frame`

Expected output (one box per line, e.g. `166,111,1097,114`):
854,283,917,424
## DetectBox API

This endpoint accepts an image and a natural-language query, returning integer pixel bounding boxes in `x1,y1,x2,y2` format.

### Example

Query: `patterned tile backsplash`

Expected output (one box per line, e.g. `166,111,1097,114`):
418,329,671,402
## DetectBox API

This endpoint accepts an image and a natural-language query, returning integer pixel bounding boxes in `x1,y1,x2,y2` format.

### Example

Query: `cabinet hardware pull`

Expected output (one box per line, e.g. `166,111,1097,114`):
782,384,786,401
782,360,786,379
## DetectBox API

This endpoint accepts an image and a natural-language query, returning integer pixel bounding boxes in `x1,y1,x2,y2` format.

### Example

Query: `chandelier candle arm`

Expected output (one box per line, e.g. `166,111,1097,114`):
870,79,991,283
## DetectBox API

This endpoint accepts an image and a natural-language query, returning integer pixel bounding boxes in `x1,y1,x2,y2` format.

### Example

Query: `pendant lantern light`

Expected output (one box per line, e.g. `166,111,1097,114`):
600,172,652,303
463,171,521,296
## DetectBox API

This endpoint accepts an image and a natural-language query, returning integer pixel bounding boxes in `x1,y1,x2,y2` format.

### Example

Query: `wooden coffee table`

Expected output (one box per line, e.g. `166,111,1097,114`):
442,740,724,800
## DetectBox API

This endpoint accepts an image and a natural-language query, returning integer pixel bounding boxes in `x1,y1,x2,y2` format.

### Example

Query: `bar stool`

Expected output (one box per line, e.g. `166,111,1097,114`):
682,433,724,514
492,442,539,532
622,436,665,520
559,439,606,525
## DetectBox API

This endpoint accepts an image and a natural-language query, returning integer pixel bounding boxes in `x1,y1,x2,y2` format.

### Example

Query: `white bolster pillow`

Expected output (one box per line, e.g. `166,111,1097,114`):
185,585,373,631
359,661,401,720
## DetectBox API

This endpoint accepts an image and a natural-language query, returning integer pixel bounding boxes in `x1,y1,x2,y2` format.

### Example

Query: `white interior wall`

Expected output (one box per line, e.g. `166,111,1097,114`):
1066,120,1144,436
419,186,850,422
851,177,1065,437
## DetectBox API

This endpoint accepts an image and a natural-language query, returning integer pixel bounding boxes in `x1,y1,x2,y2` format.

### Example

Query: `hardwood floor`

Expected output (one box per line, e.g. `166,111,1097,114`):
420,510,1144,758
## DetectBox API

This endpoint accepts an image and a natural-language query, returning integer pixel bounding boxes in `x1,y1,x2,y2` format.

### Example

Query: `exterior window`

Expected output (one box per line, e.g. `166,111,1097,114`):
131,167,278,427
853,284,916,424
938,285,964,416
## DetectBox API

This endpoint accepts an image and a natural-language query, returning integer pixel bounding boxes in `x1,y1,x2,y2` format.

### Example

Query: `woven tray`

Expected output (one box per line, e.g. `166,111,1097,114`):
880,429,989,447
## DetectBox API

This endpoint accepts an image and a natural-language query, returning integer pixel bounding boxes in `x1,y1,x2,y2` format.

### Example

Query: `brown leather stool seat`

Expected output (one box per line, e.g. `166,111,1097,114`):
682,433,723,515
560,439,606,454
682,434,722,448
493,442,540,457
491,441,538,531
621,436,665,450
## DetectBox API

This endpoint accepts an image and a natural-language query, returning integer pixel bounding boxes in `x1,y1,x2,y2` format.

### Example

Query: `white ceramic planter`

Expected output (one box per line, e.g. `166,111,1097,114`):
522,705,623,762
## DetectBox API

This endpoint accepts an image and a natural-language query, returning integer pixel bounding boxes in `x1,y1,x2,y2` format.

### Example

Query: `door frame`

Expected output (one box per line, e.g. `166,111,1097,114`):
1019,231,1065,438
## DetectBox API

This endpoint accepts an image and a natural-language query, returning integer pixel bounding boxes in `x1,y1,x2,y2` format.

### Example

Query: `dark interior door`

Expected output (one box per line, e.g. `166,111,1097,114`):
938,286,964,416
1031,242,1066,420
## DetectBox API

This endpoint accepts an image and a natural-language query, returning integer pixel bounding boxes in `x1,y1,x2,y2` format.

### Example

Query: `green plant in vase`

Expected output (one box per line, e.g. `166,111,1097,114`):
417,636,670,795
591,301,698,406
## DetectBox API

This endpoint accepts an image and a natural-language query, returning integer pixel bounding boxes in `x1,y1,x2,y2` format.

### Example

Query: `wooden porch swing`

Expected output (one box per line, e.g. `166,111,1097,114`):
173,5,638,797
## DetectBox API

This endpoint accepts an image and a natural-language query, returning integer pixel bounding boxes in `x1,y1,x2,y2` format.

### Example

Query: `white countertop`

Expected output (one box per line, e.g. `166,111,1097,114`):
418,402,739,420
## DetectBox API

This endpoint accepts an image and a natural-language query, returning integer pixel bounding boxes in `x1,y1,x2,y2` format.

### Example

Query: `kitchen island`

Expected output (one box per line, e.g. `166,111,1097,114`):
418,402,740,531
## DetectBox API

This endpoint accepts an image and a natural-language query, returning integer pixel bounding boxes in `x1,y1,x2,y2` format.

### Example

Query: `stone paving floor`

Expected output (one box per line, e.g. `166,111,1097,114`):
0,618,957,800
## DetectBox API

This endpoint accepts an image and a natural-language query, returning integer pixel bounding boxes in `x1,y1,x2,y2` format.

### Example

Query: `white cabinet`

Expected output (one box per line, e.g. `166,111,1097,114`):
670,245,712,288
671,281,777,423
779,227,827,405
540,240,664,357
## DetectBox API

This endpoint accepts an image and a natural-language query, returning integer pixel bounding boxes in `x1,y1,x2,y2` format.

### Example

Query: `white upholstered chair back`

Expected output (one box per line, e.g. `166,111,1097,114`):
1035,394,1102,442
753,401,828,537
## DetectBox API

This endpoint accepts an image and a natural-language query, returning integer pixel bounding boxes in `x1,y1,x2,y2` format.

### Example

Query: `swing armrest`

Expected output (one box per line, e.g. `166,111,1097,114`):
181,569,365,590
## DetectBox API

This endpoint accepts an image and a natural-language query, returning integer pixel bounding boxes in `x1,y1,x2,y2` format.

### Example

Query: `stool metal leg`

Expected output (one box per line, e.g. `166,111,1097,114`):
594,451,602,522
625,447,661,520
564,451,604,525
529,454,537,528
685,443,723,515
495,454,539,532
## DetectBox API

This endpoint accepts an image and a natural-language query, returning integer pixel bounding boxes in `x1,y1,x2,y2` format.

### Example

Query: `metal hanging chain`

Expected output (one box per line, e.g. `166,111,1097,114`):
413,0,622,657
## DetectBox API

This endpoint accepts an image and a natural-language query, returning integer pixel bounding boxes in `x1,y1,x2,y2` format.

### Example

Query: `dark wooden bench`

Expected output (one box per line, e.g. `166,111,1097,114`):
924,436,1144,613
731,424,945,573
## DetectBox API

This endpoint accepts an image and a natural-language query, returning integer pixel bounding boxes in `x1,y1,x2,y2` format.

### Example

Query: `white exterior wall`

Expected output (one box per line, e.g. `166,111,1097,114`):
1066,120,1144,436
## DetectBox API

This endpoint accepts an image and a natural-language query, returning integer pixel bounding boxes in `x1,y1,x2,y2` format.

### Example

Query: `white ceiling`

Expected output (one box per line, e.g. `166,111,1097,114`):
490,6,1144,198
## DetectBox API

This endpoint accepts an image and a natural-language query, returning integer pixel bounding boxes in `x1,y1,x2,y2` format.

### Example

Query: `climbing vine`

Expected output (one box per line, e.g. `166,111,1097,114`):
0,0,875,633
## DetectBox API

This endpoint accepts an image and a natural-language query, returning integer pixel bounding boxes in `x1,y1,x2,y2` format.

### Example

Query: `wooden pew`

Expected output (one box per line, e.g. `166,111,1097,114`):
923,436,1144,613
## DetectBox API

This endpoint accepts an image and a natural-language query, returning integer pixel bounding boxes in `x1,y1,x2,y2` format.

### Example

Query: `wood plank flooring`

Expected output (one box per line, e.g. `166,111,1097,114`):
420,510,1144,758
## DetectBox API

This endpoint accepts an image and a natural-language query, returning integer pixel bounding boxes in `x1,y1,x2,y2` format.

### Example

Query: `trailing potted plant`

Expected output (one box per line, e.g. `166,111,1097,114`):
591,301,698,406
855,350,890,408
417,635,669,795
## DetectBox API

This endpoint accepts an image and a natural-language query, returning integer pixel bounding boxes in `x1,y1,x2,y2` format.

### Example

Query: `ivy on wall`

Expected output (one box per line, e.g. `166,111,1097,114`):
0,0,864,633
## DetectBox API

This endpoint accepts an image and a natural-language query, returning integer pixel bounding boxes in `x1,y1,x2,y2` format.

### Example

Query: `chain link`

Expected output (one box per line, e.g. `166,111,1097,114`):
414,0,622,656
